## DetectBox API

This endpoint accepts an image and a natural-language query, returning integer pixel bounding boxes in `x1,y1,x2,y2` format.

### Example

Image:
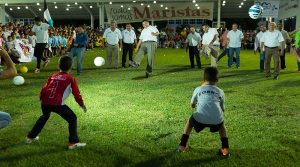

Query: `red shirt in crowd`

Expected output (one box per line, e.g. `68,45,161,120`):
40,72,84,106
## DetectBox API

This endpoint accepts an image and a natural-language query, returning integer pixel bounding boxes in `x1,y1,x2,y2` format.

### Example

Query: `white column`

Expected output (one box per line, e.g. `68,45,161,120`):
98,3,102,29
91,15,94,29
217,0,221,28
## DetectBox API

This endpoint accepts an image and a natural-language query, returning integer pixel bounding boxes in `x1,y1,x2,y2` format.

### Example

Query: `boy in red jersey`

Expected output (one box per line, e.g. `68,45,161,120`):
25,56,87,149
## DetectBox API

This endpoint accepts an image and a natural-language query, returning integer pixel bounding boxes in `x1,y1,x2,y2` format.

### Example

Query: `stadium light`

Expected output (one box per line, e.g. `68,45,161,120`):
90,6,93,8
121,5,123,8
153,1,157,3
147,5,150,8
160,4,164,7
55,5,58,9
17,7,20,9
79,6,82,9
5,3,8,6
25,6,28,9
37,3,40,6
9,8,13,10
109,1,112,5
38,8,41,11
75,2,78,5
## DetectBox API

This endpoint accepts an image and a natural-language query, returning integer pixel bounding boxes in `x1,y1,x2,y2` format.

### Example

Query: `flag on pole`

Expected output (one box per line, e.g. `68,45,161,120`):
43,0,53,26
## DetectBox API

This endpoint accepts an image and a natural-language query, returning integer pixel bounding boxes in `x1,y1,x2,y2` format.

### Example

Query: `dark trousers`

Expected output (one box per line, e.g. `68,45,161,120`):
279,49,286,69
189,46,201,68
27,105,79,143
122,43,134,67
34,43,47,69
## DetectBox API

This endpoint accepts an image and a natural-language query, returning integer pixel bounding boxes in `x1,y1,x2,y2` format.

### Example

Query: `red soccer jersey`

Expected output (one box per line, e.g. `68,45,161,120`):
40,72,84,106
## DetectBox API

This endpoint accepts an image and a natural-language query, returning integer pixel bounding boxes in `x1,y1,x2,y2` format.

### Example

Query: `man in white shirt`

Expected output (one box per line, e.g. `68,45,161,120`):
254,25,266,72
277,23,290,70
121,23,137,68
31,17,52,73
260,22,284,79
227,23,244,68
186,26,202,68
201,24,220,67
129,20,159,78
103,21,122,69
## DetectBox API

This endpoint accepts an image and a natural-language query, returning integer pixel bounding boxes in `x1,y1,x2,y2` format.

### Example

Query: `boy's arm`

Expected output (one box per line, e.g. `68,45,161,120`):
39,76,53,100
190,88,198,108
220,92,225,112
0,48,17,80
70,77,85,108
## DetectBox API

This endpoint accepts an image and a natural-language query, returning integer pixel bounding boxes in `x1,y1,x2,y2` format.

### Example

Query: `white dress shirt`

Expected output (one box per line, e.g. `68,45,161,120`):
227,29,244,48
261,30,284,48
202,28,220,45
32,23,50,43
122,29,136,44
139,26,159,42
103,28,122,45
254,31,265,51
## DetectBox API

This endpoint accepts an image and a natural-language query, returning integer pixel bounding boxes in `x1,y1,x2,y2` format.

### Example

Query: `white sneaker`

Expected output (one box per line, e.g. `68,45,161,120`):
25,136,39,144
68,142,86,150
34,68,40,73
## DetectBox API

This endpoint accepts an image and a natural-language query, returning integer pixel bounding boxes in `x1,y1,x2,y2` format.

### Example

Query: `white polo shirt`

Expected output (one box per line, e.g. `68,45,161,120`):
186,32,201,46
227,29,244,48
139,26,159,42
261,30,284,48
202,28,220,45
32,23,50,43
103,28,122,45
122,29,136,44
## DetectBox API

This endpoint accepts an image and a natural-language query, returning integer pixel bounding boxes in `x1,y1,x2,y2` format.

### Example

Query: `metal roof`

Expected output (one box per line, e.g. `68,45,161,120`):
1,0,255,19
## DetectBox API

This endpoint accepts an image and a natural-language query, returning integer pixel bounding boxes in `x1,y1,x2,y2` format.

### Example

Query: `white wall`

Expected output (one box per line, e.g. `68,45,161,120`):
279,0,300,28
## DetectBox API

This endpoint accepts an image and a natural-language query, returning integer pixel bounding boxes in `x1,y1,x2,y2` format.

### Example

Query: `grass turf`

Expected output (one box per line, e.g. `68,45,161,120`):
0,48,299,167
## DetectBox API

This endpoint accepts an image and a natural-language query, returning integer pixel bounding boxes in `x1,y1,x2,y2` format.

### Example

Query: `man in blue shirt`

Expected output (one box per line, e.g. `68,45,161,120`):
69,25,88,75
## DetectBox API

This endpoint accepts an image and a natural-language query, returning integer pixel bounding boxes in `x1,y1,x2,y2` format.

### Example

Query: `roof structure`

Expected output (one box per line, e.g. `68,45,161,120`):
0,0,255,19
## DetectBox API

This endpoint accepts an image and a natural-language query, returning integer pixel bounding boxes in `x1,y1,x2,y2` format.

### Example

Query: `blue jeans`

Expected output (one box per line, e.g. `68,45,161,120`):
260,51,266,71
0,111,11,129
228,47,241,68
69,47,85,74
297,60,300,68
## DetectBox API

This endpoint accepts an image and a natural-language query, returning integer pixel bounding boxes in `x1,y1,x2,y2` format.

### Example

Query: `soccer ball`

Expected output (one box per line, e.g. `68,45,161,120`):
248,5,263,19
19,66,28,73
94,57,105,67
0,111,11,129
13,76,25,85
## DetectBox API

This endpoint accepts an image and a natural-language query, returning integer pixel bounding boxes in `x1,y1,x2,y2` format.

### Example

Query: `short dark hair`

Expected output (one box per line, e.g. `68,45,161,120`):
59,56,72,71
204,67,219,83
34,17,42,22
142,20,149,23
202,24,209,27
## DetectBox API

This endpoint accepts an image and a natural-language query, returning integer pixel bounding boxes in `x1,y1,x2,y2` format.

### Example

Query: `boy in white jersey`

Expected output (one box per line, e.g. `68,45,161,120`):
177,67,230,157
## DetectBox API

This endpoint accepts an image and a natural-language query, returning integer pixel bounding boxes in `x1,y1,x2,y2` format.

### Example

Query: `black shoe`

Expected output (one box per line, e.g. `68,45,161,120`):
145,72,152,78
273,75,279,80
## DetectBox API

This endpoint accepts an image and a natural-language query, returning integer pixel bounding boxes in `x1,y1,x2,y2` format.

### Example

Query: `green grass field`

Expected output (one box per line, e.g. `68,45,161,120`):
0,48,299,167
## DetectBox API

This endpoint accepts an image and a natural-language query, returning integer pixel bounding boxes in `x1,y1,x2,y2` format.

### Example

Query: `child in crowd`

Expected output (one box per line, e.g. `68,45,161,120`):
177,67,230,157
25,56,87,149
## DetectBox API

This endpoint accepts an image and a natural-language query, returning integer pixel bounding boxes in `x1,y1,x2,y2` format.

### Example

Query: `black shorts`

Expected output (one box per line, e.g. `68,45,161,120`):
34,43,47,57
189,115,223,133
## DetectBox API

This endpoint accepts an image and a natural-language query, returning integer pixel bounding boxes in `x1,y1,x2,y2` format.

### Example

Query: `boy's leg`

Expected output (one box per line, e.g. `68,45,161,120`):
27,105,51,139
53,105,79,144
228,47,234,67
77,48,85,74
218,123,229,149
179,120,193,147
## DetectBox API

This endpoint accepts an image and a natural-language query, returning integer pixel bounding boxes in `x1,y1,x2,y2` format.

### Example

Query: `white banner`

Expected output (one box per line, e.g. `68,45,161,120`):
105,3,214,23
255,0,280,18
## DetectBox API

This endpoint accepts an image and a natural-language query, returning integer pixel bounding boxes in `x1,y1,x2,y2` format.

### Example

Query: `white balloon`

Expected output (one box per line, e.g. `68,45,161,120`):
248,5,263,19
94,57,105,67
13,76,25,85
